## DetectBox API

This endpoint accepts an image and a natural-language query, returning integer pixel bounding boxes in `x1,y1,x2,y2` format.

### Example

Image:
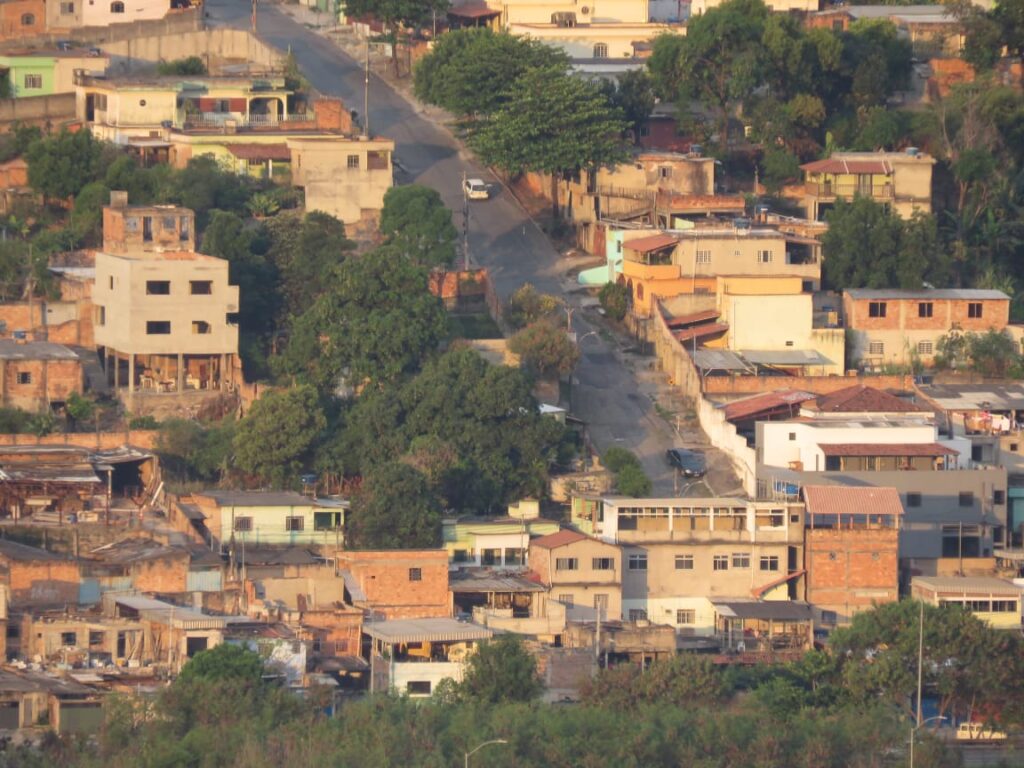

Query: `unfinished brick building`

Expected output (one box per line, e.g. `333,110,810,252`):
0,339,82,411
337,550,451,620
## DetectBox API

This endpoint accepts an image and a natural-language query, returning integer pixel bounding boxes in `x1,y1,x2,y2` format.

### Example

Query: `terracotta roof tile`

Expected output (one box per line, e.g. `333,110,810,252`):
802,485,904,517
722,389,817,422
808,385,927,414
531,529,590,549
622,234,679,253
817,442,957,457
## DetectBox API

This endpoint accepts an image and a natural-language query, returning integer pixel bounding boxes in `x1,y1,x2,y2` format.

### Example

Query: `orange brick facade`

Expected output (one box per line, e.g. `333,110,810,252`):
0,357,82,411
337,550,451,619
300,609,363,657
805,528,899,624
128,553,190,594
702,374,914,396
843,296,1009,335
3,558,81,608
0,0,45,40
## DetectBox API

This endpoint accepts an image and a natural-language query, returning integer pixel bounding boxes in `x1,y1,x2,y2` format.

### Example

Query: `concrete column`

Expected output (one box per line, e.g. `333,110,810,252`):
128,355,135,394
113,352,119,390
220,353,227,389
0,360,5,408
176,353,184,393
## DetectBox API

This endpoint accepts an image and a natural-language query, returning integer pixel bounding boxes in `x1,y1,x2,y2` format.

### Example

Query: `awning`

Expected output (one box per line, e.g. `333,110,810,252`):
711,600,814,621
673,322,728,343
818,442,958,458
691,349,752,372
801,158,893,175
740,349,834,367
363,618,494,644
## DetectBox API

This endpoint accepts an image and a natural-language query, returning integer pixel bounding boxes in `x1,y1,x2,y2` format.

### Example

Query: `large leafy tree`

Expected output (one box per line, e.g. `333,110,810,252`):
648,0,769,147
469,66,627,217
342,0,450,73
275,248,447,393
232,385,326,487
340,347,567,512
600,69,656,144
176,644,264,687
413,28,568,117
347,461,442,548
379,185,457,268
508,319,580,379
26,129,105,201
450,635,543,704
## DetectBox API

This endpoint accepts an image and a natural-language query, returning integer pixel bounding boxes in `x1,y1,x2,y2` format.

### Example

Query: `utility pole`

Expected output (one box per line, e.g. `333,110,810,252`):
462,170,470,270
363,36,370,138
915,599,924,728
251,0,257,35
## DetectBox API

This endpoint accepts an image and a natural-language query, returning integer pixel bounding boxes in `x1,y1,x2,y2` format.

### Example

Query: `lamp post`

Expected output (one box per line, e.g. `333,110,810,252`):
569,330,600,414
464,739,508,768
909,715,947,768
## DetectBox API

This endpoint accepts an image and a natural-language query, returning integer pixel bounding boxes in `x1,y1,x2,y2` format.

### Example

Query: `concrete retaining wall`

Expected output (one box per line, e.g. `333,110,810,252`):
102,27,286,74
0,93,76,131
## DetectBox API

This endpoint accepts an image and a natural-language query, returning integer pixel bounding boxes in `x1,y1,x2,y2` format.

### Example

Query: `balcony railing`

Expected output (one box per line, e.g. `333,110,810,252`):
181,112,315,130
805,181,894,199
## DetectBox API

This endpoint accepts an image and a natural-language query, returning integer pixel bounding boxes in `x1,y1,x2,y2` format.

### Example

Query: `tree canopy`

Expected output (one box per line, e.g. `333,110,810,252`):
379,184,457,268
448,635,543,704
232,385,326,487
508,319,580,380
26,130,105,202
347,461,442,549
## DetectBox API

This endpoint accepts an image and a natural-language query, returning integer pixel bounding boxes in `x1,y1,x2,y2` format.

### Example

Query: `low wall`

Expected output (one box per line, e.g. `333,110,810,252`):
0,428,158,450
0,93,76,131
102,27,285,74
703,373,914,397
23,7,201,47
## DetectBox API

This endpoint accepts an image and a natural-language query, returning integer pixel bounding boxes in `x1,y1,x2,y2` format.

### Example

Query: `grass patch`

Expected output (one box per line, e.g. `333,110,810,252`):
448,313,503,340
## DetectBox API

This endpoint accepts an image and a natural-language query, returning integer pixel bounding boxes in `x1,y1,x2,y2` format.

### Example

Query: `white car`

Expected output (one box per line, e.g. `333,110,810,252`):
463,178,489,200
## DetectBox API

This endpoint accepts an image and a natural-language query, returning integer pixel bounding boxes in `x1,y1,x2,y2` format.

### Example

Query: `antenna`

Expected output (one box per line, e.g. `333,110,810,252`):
363,36,370,138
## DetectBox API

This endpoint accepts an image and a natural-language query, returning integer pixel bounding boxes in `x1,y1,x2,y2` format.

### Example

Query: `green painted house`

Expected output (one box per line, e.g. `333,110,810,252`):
443,499,561,567
0,49,107,98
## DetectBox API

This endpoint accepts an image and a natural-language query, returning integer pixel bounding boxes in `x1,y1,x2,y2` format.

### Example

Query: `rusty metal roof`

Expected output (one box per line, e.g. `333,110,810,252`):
802,485,904,517
721,389,817,422
818,442,956,457
622,233,679,253
530,529,591,550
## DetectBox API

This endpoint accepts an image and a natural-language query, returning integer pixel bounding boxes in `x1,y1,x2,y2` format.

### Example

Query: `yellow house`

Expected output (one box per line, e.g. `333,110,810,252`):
801,150,935,221
496,0,650,25
191,490,348,549
443,499,560,567
911,576,1024,630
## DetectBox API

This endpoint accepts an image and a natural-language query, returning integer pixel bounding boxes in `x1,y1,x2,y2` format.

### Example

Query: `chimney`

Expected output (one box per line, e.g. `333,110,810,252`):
109,190,128,208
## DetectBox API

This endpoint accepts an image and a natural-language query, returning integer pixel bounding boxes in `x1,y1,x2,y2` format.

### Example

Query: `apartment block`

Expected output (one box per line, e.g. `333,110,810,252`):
843,288,1016,369
802,150,935,220
528,530,623,621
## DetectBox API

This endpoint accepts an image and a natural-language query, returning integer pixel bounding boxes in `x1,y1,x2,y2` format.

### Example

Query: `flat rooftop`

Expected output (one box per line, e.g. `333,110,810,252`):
0,340,78,361
363,617,494,644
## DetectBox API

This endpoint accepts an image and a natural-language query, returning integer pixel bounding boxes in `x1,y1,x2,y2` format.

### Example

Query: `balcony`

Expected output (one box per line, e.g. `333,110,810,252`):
805,181,894,200
180,112,315,131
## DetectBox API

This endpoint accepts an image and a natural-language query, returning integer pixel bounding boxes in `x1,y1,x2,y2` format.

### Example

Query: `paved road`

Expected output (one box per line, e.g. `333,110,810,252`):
204,0,738,495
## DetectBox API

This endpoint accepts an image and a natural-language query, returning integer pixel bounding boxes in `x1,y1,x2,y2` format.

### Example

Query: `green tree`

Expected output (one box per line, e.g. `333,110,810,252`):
601,69,656,144
156,418,237,485
470,66,627,217
341,0,450,73
508,319,580,379
648,0,769,147
379,185,457,268
163,156,255,227
276,249,447,392
761,147,801,192
348,461,441,548
598,281,629,322
616,463,652,497
65,392,95,429
70,180,111,245
25,129,104,201
232,385,326,487
505,283,560,330
176,644,264,687
582,653,728,709
413,28,568,117
967,329,1021,377
156,56,208,76
453,635,543,704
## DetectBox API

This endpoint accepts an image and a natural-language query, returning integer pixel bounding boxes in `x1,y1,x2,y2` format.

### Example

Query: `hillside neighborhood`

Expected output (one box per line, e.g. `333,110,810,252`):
0,0,1019,764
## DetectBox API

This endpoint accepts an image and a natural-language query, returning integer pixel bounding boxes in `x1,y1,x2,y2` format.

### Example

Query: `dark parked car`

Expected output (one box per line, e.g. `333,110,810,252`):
666,448,707,477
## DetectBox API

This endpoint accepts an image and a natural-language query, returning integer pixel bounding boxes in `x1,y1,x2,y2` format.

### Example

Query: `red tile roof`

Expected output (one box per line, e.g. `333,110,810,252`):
226,143,291,161
802,485,904,517
722,389,817,422
808,385,927,414
673,322,729,342
818,442,957,457
801,158,893,175
623,233,680,253
530,529,590,549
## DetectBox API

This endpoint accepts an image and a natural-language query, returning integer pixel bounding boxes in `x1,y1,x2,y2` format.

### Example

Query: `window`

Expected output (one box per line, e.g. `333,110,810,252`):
959,491,974,507
96,306,105,326
284,516,304,531
347,154,359,169
593,42,608,58
821,610,837,625
628,554,648,571
592,557,614,571
675,554,694,570
406,681,431,695
190,280,212,295
868,301,887,318
16,372,31,385
23,74,41,89
233,516,253,532
868,341,884,355
20,13,34,25
180,216,191,241
757,250,772,263
659,166,672,179
995,490,1006,505
110,1,124,11
759,555,780,571
505,547,524,566
452,549,468,563
162,216,176,231
142,217,153,241
555,557,578,571
628,609,648,622
788,432,796,441
992,600,1017,612
481,548,500,565
906,492,922,508
558,594,574,607
968,302,983,319
696,249,711,264
61,631,77,646
918,302,933,318
639,124,650,137
61,1,74,11
732,553,750,569
146,321,171,334
109,276,114,289
146,280,170,295
713,555,729,571
676,609,695,625
917,340,933,355
408,567,422,581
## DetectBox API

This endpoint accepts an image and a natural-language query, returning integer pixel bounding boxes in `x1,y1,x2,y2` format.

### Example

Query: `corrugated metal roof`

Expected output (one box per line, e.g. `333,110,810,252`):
363,618,494,644
741,349,834,366
802,158,893,175
913,576,1023,596
665,309,720,328
673,322,728,343
196,490,314,508
918,384,1024,412
711,599,814,621
722,389,817,422
0,340,79,361
530,529,590,550
691,349,751,372
0,539,67,562
802,485,904,517
817,442,957,457
622,233,679,253
449,571,546,593
845,288,1008,300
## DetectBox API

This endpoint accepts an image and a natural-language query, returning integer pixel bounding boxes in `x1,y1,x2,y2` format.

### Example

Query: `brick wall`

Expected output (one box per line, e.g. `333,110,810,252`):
4,559,80,608
845,297,1009,334
338,550,450,619
301,609,362,657
702,374,913,397
0,429,159,450
0,357,82,411
131,554,189,594
805,528,899,621
313,99,353,134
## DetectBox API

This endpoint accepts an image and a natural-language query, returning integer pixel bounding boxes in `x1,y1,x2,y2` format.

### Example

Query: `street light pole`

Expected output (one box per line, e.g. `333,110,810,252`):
465,739,508,768
909,716,947,768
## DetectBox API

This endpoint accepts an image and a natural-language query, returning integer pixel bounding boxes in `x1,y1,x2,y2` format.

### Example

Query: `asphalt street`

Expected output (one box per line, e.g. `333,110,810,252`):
203,0,734,494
